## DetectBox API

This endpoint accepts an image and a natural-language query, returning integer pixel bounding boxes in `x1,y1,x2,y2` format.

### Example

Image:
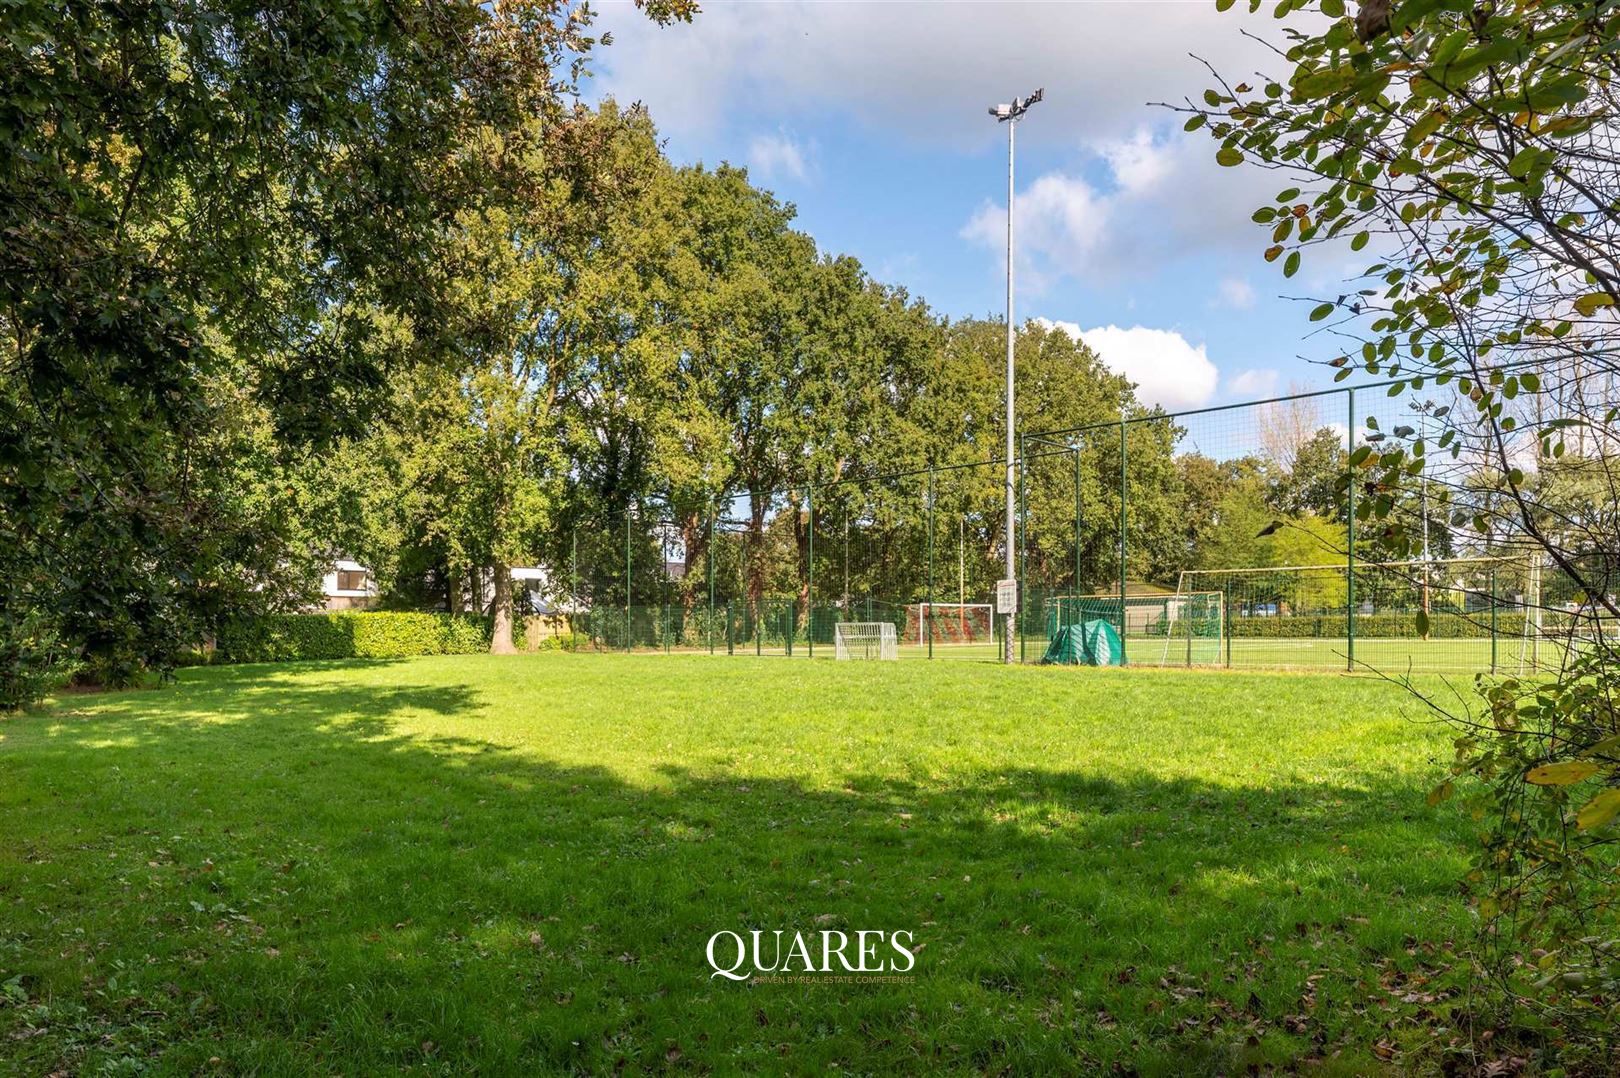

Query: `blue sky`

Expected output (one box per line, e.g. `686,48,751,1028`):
588,1,1349,414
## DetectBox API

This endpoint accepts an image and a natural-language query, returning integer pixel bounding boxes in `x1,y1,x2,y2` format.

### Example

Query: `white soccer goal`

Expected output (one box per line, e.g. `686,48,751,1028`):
834,622,898,661
1154,587,1226,666
902,603,994,647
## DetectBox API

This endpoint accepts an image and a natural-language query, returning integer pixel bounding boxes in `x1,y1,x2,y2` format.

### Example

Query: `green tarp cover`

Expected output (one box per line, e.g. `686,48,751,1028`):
1041,619,1123,666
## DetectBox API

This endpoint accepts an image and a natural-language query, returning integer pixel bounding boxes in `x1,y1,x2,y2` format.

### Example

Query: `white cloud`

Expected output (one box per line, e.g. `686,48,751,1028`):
960,172,1107,295
1215,277,1257,311
960,128,1278,291
589,4,1298,293
1098,128,1175,191
1037,319,1219,411
1229,368,1279,397
592,3,1281,150
746,130,812,184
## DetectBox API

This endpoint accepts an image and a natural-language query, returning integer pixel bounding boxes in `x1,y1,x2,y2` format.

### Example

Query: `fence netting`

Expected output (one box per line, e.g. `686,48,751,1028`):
546,379,1613,674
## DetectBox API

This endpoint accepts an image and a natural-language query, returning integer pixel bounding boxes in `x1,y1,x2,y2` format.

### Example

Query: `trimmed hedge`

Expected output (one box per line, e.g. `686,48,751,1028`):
217,612,493,663
1229,611,1529,639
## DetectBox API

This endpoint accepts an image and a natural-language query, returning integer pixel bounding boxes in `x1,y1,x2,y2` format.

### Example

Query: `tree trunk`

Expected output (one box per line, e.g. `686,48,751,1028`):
747,492,767,614
681,512,706,614
490,562,517,654
447,565,464,615
792,495,809,618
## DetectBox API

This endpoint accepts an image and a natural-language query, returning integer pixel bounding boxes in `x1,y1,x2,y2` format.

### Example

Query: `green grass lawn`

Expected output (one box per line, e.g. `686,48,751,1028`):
1,655,1479,1074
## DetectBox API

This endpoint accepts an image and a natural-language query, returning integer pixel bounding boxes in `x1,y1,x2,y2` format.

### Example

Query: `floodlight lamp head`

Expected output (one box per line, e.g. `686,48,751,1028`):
992,89,1045,123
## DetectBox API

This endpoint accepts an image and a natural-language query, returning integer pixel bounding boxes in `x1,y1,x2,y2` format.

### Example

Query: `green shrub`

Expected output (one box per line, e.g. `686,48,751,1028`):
534,631,588,652
0,609,80,711
1228,612,1528,639
216,612,493,663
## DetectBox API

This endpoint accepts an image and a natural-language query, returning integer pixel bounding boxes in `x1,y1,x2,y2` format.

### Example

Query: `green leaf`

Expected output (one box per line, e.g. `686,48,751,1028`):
1184,114,1207,132
1525,761,1600,786
1390,0,1447,35
1320,0,1344,14
1507,146,1541,178
1575,789,1620,830
1581,733,1620,757
1414,611,1430,636
1573,292,1616,317
1404,109,1446,148
1216,146,1245,167
1309,302,1335,321
1292,66,1356,101
1216,0,1236,10
1350,230,1370,251
1283,251,1300,277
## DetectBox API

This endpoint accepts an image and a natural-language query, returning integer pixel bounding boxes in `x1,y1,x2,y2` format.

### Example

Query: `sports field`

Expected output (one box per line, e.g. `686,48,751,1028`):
714,633,1546,673
0,654,1483,1073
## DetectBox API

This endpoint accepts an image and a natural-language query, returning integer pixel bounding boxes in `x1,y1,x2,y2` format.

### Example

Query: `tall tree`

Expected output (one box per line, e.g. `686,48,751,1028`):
1,0,691,700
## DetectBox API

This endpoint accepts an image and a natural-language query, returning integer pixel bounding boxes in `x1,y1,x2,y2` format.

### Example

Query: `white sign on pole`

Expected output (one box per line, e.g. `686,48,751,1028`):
995,578,1018,614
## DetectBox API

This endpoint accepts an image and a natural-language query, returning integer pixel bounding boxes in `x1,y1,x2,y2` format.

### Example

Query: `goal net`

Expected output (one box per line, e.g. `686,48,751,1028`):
902,603,993,646
834,622,899,661
1042,591,1225,666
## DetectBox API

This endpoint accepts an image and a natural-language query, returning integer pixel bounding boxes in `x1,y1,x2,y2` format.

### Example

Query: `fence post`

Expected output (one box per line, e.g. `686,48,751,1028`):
1074,442,1083,598
1490,566,1499,674
625,502,632,654
1224,591,1232,669
806,485,814,659
1346,388,1357,672
1118,418,1128,666
927,463,935,660
1018,433,1028,663
1186,603,1193,667
708,507,716,655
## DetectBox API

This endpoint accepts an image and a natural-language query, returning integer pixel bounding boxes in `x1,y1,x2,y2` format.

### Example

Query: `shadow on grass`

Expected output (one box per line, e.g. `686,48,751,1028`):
0,667,1472,1075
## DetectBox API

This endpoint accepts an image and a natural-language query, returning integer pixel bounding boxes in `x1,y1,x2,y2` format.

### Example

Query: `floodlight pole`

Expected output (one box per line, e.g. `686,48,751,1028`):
990,87,1042,664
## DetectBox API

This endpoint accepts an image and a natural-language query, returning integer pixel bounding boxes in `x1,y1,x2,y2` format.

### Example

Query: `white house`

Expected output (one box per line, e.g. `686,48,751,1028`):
321,558,378,610
317,560,561,615
508,566,559,615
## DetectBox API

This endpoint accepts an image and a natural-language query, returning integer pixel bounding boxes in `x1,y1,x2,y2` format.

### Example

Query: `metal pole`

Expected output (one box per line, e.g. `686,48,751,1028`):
708,508,715,655
927,464,935,660
1073,442,1082,598
1490,567,1499,674
1118,419,1128,666
571,527,578,637
625,503,632,653
1018,433,1027,663
1346,388,1357,672
1002,114,1017,665
806,486,814,659
1420,409,1431,637
1224,591,1232,668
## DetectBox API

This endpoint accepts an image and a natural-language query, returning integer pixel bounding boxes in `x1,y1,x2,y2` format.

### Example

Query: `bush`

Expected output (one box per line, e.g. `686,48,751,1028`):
534,631,588,652
0,609,80,711
216,612,493,663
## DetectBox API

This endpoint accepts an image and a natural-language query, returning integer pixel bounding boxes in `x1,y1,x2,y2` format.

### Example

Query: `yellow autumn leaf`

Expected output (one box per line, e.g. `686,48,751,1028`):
1525,760,1600,786
1575,789,1620,830
1573,292,1616,317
